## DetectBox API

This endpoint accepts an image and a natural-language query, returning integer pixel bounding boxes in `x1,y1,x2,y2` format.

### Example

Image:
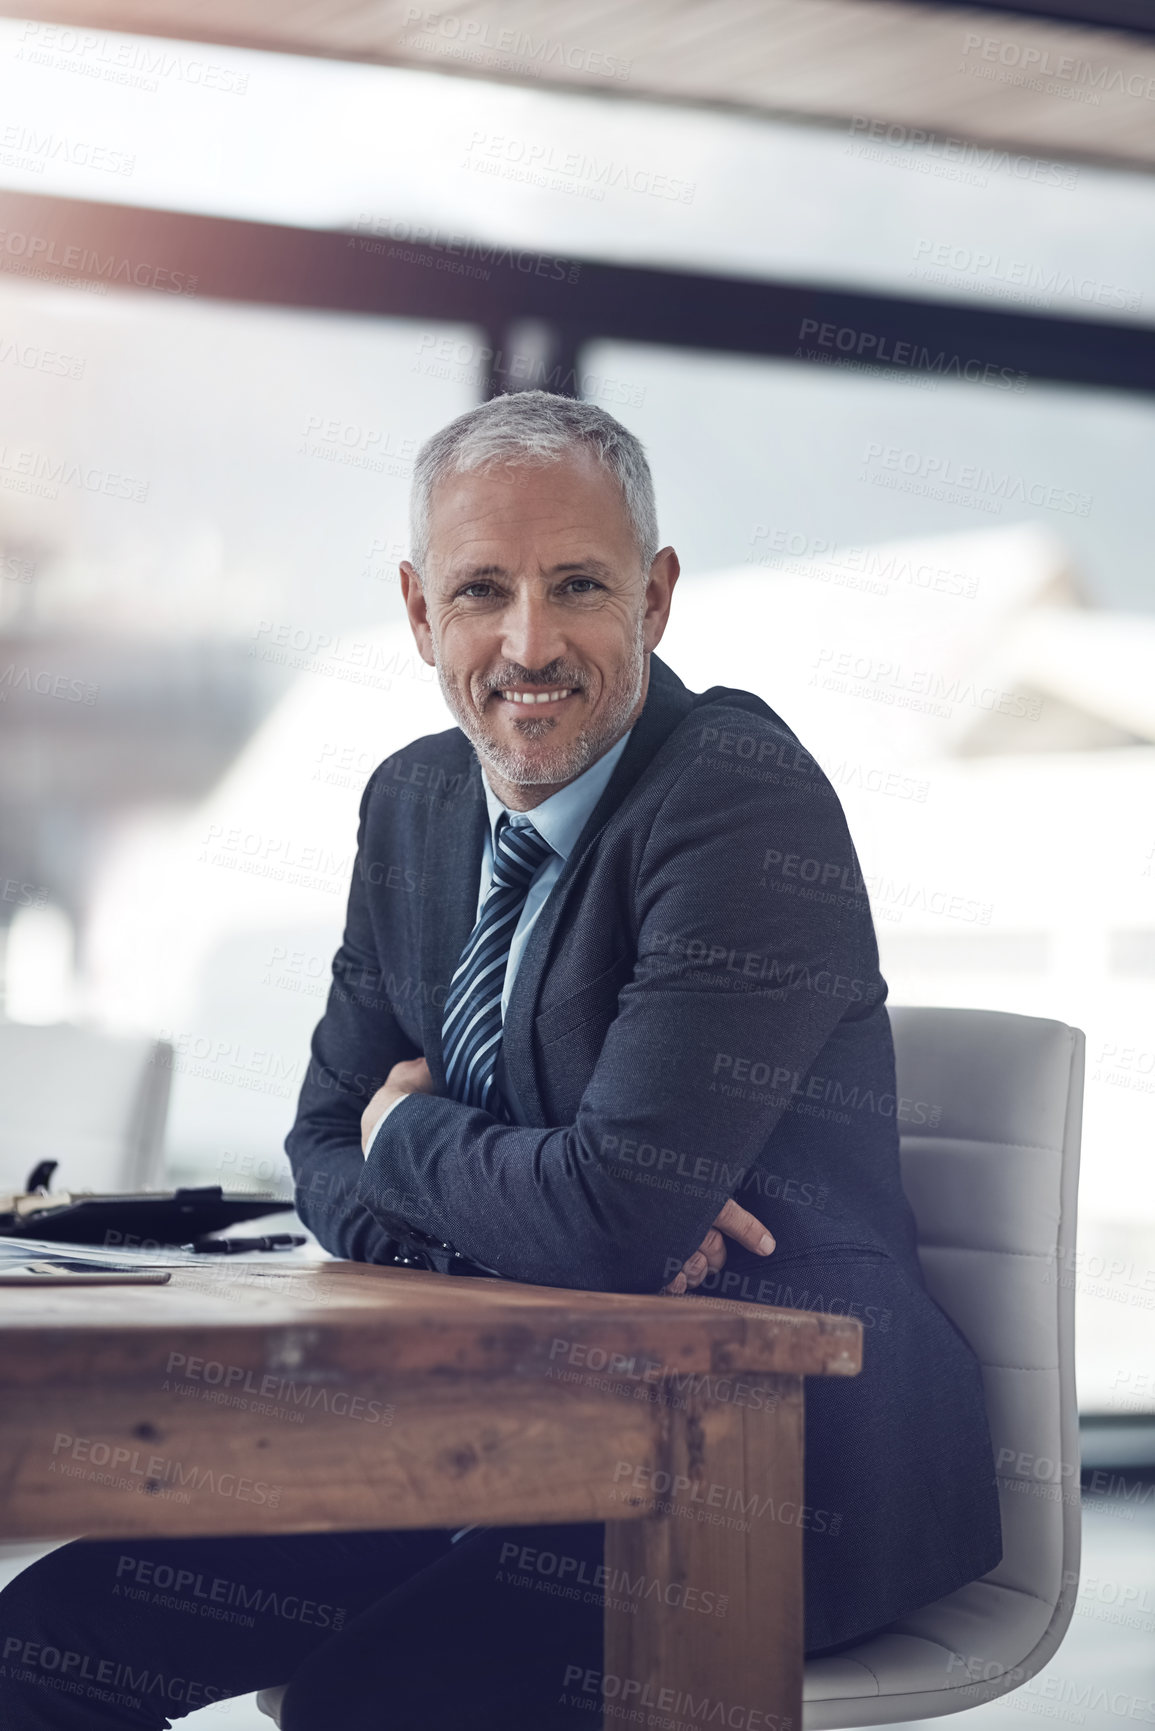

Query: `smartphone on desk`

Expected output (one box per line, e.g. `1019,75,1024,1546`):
0,1244,174,1284
0,1262,173,1284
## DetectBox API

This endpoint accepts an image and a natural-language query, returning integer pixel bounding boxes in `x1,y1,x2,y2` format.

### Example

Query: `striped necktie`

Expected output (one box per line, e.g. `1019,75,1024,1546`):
441,811,555,1122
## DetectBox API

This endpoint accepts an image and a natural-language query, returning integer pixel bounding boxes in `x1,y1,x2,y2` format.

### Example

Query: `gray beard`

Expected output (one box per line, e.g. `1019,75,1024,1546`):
433,610,647,789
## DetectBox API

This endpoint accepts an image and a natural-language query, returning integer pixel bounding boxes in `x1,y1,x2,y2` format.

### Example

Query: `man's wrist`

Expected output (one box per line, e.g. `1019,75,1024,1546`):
362,1089,416,1159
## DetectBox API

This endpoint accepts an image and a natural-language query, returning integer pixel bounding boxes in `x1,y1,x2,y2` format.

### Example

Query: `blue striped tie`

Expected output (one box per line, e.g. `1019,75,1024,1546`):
441,811,555,1122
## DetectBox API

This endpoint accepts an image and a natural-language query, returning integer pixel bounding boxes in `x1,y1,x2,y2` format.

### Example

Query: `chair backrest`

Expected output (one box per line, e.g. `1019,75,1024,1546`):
0,1021,173,1194
804,1005,1084,1727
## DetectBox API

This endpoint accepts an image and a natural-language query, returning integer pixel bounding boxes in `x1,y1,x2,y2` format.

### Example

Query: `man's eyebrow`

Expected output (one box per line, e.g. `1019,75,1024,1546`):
549,559,615,578
451,564,506,582
447,558,616,583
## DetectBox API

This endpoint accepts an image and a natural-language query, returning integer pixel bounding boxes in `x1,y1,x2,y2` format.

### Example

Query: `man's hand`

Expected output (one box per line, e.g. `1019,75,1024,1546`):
662,1199,775,1295
361,1056,434,1154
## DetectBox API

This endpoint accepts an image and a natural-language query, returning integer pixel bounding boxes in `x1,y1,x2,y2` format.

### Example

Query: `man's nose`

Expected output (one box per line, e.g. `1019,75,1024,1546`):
500,590,567,671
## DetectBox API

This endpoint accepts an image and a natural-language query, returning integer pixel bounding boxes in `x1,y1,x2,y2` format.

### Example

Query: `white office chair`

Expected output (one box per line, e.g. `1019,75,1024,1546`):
258,1007,1084,1729
803,1007,1083,1724
0,1019,173,1194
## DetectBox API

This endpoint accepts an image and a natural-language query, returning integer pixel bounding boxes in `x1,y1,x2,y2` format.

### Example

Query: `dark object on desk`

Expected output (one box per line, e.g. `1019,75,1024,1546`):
0,1165,289,1247
190,1233,307,1255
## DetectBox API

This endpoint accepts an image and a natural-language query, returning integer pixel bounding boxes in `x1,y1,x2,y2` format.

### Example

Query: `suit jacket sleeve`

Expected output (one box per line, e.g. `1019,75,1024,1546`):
284,764,424,1262
356,749,875,1293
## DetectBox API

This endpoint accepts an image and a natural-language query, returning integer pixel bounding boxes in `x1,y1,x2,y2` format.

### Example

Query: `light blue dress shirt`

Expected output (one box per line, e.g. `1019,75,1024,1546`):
362,725,633,1158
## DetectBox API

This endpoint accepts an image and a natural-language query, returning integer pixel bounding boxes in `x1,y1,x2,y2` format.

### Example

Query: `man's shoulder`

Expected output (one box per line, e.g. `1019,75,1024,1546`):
363,724,478,815
660,678,831,798
639,676,872,939
638,676,860,889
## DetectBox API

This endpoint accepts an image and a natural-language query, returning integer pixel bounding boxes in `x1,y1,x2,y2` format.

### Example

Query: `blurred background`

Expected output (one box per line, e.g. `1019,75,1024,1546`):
0,1,1152,1723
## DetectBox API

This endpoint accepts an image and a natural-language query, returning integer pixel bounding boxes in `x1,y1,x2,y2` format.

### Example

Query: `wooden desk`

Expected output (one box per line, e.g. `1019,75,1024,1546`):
0,1257,861,1726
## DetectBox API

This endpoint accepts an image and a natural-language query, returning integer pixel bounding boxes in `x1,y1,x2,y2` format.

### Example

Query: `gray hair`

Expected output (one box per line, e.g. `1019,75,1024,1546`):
408,390,660,577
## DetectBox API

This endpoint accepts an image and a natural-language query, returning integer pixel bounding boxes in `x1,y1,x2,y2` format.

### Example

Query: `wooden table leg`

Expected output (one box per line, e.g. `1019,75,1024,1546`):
604,1373,803,1731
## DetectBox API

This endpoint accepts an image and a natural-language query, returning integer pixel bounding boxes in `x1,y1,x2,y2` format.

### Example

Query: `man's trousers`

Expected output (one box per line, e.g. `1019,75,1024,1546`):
0,1520,607,1728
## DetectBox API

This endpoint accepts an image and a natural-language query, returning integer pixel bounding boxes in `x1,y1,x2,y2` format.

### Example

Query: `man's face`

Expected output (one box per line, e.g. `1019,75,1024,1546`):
400,447,678,806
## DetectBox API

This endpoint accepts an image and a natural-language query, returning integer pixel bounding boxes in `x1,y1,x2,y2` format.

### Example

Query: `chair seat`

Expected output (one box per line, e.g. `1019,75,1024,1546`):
256,1684,285,1722
804,1577,1053,1701
253,1578,1054,1727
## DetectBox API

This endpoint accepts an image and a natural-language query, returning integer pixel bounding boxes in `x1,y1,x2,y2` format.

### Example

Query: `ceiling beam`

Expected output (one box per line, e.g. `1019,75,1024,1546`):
2,190,1152,395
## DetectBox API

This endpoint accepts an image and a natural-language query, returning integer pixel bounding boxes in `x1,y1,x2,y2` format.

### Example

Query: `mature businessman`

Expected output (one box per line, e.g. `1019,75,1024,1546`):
0,391,1001,1728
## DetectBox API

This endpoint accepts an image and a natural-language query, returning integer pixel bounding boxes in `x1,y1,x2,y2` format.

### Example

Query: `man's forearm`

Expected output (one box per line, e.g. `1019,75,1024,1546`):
356,1090,724,1293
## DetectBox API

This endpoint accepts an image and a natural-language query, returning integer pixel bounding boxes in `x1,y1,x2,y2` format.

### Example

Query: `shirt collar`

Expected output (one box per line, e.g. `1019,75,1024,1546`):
481,727,634,864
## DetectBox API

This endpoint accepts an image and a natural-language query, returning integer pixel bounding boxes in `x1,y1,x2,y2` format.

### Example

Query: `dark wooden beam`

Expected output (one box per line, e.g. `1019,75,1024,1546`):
2,190,1153,395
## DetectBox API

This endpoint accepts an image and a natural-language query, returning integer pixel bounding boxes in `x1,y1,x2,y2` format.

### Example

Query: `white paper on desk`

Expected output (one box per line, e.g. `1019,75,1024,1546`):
0,1235,196,1271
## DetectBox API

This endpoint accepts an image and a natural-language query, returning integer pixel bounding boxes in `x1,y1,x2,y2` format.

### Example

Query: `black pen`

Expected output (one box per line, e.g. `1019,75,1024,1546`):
188,1233,307,1255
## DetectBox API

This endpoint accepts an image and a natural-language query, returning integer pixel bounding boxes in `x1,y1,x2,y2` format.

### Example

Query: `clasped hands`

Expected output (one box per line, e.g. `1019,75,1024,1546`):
362,1056,776,1295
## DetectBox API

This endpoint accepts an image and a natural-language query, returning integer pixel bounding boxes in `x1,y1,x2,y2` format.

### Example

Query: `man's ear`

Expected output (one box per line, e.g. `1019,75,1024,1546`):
644,546,680,653
400,561,436,668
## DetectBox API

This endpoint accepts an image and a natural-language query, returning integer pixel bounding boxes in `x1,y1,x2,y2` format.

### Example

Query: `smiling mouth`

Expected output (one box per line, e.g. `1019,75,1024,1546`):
492,687,580,707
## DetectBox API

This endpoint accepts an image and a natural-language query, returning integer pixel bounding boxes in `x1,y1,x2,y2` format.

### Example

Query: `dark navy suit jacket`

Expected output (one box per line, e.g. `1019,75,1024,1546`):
285,650,1003,1652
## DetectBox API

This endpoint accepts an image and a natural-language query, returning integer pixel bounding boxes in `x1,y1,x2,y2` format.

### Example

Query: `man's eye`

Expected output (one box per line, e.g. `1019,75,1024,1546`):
457,579,603,598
